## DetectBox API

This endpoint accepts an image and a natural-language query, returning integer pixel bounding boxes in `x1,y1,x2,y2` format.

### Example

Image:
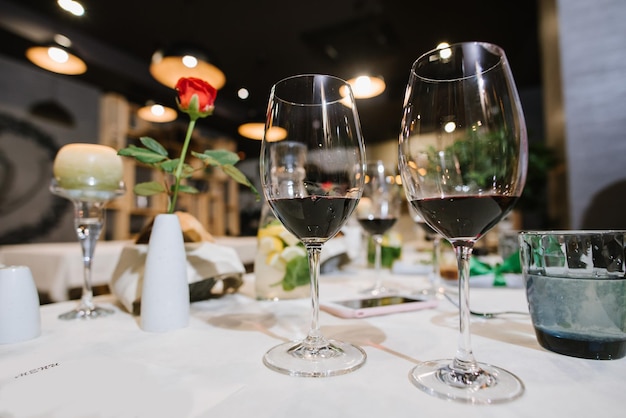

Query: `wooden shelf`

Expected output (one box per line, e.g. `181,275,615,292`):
99,93,241,240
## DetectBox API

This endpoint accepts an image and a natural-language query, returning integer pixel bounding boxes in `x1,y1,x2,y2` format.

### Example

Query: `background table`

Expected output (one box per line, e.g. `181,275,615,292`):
0,269,623,417
0,237,258,302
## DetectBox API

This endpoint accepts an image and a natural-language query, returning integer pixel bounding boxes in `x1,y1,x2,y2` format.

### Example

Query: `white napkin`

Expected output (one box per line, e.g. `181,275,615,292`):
110,242,245,314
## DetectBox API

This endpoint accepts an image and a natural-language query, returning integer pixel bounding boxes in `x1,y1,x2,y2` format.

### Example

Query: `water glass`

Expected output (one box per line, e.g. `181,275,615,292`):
519,230,626,359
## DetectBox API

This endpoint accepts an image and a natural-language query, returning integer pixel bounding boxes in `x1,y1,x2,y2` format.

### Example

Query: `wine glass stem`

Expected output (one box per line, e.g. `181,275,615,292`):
431,236,441,291
373,234,383,288
304,244,324,346
73,201,104,312
373,235,383,271
452,243,479,373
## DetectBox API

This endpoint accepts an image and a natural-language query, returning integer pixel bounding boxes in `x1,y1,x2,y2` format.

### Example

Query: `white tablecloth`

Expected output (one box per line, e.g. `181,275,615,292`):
0,269,623,418
0,237,258,302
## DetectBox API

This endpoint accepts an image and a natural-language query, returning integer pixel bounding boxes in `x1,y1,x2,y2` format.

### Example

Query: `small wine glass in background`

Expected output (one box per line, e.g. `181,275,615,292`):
50,144,125,320
260,74,367,377
399,42,527,403
407,201,444,297
355,160,401,295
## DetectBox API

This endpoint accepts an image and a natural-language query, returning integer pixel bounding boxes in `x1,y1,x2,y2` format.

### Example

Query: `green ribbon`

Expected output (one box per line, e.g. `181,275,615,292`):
469,251,522,287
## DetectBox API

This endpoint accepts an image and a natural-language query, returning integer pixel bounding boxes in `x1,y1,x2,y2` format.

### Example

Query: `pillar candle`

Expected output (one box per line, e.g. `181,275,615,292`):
53,143,123,190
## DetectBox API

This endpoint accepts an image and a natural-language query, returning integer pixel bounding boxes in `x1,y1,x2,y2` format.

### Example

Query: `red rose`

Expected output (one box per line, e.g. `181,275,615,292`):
175,77,217,120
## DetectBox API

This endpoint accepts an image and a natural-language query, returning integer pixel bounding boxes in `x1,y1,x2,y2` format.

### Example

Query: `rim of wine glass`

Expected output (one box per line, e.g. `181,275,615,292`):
270,73,355,106
410,41,508,83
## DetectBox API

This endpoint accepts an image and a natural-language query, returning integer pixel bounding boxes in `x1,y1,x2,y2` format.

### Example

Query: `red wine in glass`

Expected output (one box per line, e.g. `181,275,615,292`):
356,160,401,295
270,196,358,241
357,217,397,236
412,195,518,240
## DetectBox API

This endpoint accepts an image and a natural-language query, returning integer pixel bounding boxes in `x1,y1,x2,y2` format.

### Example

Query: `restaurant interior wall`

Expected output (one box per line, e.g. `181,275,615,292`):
0,54,100,245
552,0,626,229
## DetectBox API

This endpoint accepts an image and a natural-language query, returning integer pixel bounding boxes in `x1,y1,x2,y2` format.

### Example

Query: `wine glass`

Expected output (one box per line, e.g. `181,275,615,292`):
407,201,444,297
398,42,527,403
260,74,367,377
355,160,401,295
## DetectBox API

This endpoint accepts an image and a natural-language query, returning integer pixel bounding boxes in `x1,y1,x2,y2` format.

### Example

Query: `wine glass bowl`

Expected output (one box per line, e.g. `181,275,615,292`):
260,74,367,377
398,42,527,403
356,160,401,295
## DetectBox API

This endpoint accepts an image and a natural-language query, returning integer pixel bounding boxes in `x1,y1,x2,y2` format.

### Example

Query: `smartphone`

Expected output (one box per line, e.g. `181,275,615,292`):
320,295,437,318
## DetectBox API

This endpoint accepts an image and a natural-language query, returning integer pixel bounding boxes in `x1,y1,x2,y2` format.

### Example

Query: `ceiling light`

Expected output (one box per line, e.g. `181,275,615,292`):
347,75,385,99
58,0,85,16
137,103,178,123
238,88,249,100
26,43,87,75
238,122,287,141
150,43,226,90
437,42,452,60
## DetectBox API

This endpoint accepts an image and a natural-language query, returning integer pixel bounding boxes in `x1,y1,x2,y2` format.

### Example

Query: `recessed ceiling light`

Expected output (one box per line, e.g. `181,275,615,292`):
57,0,85,17
238,88,249,100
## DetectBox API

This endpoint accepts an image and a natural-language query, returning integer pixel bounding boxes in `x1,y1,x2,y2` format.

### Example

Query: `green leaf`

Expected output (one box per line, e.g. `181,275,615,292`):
160,159,195,178
281,255,310,291
181,164,195,178
222,165,260,199
139,137,169,156
192,150,240,166
174,184,199,194
118,145,168,164
160,159,180,173
134,181,166,196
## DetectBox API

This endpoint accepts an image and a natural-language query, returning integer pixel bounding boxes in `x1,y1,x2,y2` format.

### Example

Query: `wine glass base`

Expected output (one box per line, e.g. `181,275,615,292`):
58,305,114,320
263,339,366,377
409,359,524,404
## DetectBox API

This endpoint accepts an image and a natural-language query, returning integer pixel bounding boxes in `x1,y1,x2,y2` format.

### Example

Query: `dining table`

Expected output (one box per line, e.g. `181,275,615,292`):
0,262,623,417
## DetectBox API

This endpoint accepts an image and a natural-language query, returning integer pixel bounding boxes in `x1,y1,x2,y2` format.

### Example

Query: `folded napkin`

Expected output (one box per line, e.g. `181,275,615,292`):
470,251,522,286
110,242,245,314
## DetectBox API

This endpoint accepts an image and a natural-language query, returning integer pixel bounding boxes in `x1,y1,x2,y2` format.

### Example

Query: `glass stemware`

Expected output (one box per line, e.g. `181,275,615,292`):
260,74,367,377
398,42,527,403
50,180,125,320
407,201,444,297
356,160,401,295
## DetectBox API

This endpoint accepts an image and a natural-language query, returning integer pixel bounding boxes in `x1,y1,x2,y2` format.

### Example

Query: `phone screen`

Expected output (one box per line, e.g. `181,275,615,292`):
335,296,427,309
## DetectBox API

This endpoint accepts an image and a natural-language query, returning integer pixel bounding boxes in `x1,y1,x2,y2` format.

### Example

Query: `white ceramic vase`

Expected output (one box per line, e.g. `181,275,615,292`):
140,213,189,332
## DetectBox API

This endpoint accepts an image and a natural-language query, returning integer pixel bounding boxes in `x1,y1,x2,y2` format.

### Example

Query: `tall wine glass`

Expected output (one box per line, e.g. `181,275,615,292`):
407,201,443,297
398,42,527,403
356,160,401,295
260,74,367,377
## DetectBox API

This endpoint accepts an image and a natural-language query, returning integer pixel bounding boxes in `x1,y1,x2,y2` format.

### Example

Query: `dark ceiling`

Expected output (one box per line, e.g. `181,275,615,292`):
0,0,541,157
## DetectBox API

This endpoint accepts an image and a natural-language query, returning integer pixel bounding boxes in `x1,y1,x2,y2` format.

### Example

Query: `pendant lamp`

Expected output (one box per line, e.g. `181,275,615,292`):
150,43,226,90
